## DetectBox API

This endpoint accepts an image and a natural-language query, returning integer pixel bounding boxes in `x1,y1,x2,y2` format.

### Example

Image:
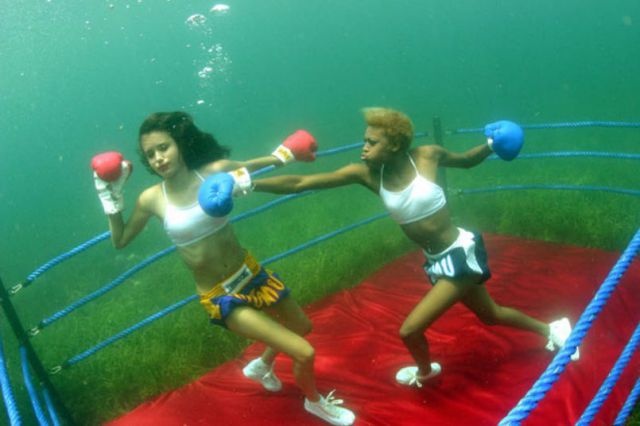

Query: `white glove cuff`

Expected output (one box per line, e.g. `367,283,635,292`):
93,162,130,215
271,144,295,164
230,167,253,196
98,190,124,215
486,137,494,151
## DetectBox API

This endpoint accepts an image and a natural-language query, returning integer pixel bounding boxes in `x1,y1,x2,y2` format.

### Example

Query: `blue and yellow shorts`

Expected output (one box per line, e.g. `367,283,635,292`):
199,252,290,327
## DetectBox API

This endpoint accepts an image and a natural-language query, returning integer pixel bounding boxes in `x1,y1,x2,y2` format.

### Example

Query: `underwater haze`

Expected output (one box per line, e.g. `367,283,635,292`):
1,0,639,292
1,1,640,424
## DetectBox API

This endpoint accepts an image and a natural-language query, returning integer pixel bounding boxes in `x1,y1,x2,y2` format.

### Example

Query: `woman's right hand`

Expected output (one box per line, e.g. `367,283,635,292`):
91,152,133,215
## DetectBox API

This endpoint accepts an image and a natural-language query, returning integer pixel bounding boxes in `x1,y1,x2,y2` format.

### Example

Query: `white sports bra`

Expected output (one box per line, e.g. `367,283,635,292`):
379,154,446,224
162,171,229,247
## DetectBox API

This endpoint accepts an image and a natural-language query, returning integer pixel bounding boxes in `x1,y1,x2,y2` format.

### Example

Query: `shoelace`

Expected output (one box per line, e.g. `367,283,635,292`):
322,390,345,408
262,370,276,382
545,338,556,351
546,323,566,351
408,373,424,388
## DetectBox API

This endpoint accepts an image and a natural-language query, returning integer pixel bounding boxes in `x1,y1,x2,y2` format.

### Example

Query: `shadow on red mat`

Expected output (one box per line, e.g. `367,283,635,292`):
108,234,640,426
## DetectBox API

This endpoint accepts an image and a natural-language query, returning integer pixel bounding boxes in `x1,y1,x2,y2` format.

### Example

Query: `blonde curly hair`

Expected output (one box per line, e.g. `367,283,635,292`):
362,107,414,150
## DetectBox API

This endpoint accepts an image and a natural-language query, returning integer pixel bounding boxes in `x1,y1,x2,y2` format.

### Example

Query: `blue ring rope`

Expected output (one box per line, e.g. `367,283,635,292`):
576,322,640,425
614,376,640,426
62,295,198,368
27,153,640,330
457,184,640,198
519,121,640,130
37,247,176,329
60,212,388,369
35,191,317,331
445,151,640,163
6,122,639,421
204,132,427,180
454,121,640,134
19,347,50,426
0,333,21,426
479,151,640,163
13,132,429,290
11,126,628,290
501,151,640,161
18,232,111,289
499,228,640,425
261,212,388,265
40,389,61,426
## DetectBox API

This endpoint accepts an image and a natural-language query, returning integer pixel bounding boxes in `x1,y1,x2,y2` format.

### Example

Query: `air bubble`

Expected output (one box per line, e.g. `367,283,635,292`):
210,4,230,15
185,13,206,28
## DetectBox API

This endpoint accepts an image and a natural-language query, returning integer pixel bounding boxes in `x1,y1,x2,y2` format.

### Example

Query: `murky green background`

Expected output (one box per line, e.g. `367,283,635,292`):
2,1,638,279
1,1,639,424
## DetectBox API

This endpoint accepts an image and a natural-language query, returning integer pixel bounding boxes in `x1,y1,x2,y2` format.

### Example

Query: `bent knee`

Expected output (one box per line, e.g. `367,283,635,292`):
285,315,312,337
292,341,315,365
479,316,498,326
298,316,313,336
475,308,500,325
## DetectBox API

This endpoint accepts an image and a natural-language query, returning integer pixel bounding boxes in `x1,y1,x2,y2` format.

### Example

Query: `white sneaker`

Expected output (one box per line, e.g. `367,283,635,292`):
546,317,580,361
395,362,442,388
304,390,355,426
242,357,282,392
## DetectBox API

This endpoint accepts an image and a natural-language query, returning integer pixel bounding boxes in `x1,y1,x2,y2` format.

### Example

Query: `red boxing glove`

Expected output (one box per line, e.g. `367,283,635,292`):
91,151,133,215
91,151,127,181
272,130,317,164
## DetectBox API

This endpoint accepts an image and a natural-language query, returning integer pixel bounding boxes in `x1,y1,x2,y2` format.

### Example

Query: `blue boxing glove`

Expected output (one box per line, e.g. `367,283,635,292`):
198,168,253,217
199,173,234,217
484,120,524,161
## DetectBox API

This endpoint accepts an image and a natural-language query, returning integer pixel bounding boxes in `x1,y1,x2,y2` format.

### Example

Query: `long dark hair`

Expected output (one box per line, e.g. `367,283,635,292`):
138,111,230,174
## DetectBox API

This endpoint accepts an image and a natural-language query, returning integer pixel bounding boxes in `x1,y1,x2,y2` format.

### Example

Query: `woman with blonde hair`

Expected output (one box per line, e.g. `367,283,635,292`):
227,107,579,387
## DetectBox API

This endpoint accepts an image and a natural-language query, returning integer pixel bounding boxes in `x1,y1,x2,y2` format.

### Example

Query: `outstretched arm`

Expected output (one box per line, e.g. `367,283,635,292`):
206,129,318,174
435,143,493,169
197,130,319,216
199,164,367,217
213,155,284,174
436,119,524,168
254,163,370,194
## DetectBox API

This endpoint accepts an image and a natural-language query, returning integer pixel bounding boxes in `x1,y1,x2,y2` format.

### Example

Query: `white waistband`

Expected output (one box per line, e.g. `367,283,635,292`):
423,228,472,261
220,264,253,294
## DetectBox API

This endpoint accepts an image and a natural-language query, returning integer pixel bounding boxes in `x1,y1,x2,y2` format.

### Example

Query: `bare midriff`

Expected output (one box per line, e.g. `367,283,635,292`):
176,224,246,294
399,206,459,254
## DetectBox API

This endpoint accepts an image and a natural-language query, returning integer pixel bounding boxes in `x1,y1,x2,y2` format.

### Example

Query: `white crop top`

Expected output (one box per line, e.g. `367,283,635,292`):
379,154,446,224
162,172,229,247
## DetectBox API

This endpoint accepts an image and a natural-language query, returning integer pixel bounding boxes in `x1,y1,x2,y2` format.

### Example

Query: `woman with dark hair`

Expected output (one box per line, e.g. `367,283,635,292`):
92,111,355,426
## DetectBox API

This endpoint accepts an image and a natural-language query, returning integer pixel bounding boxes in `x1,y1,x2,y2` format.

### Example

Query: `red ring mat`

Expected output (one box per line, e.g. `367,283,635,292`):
108,234,640,426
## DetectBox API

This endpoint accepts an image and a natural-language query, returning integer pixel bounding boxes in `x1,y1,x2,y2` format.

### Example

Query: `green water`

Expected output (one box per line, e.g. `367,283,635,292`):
2,0,639,278
1,1,639,424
